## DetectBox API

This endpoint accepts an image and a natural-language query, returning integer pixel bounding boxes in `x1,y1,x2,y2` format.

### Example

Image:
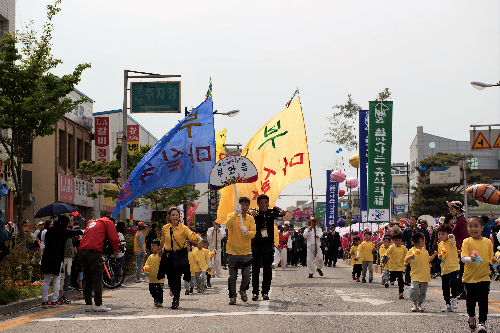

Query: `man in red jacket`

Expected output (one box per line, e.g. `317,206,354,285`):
79,217,119,312
447,201,468,300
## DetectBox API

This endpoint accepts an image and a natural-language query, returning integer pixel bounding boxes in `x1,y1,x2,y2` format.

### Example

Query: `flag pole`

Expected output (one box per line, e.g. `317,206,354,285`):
233,184,244,228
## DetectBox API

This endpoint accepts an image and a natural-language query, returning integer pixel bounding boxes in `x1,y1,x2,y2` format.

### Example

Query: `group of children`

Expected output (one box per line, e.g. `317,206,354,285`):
142,238,215,307
350,216,498,333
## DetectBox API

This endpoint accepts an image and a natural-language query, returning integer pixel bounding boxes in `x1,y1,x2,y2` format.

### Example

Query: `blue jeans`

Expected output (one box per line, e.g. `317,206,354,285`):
135,253,144,280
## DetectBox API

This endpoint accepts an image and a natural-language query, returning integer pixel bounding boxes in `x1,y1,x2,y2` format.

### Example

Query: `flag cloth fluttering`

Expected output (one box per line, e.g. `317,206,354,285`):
112,98,216,218
205,77,212,100
216,98,311,222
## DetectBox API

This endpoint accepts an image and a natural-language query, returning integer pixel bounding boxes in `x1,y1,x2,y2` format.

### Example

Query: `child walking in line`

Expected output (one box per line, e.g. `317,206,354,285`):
185,241,202,295
379,235,391,288
144,240,165,307
203,240,217,288
461,216,496,333
359,231,376,283
436,224,460,312
197,240,216,291
350,237,362,282
405,232,437,312
385,231,407,299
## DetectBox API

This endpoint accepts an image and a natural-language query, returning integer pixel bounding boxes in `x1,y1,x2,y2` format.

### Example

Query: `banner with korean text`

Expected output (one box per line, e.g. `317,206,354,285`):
359,110,368,222
94,117,110,183
127,125,140,153
216,98,311,222
367,101,393,223
112,98,216,218
325,170,338,228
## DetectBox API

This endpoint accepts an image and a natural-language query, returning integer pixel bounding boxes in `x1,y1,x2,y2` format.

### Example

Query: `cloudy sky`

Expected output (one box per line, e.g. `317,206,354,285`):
16,0,500,209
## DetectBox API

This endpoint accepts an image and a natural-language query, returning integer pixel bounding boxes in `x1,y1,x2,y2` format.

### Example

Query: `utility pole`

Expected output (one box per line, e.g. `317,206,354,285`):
119,70,181,224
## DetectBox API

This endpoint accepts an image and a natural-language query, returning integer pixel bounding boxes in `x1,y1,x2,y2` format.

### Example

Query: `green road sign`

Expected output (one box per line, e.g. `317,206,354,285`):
130,81,181,113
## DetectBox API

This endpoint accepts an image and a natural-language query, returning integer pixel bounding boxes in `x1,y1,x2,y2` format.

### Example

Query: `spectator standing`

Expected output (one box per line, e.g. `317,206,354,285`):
330,226,341,267
78,217,119,312
58,216,77,304
134,222,148,282
207,222,223,277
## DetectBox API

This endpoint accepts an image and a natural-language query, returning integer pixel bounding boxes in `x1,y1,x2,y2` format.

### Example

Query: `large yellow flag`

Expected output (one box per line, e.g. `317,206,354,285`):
215,128,227,161
216,98,311,222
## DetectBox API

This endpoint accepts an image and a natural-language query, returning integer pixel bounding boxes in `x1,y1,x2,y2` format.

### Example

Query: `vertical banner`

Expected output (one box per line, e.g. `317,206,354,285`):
326,170,339,227
367,101,393,223
127,125,140,154
94,117,110,183
359,110,368,223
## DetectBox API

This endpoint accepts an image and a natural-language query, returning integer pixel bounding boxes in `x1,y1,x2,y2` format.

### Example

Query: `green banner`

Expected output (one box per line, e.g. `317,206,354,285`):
367,101,393,223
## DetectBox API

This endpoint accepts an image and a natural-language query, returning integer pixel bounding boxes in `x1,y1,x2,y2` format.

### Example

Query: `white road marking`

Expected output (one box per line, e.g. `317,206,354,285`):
34,311,500,322
334,289,392,305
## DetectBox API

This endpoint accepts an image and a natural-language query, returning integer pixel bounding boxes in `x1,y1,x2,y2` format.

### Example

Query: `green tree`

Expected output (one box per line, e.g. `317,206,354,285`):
78,145,201,223
0,1,91,242
410,152,492,217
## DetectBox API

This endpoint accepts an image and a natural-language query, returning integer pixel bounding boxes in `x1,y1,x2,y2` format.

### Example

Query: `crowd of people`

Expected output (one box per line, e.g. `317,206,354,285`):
346,200,499,333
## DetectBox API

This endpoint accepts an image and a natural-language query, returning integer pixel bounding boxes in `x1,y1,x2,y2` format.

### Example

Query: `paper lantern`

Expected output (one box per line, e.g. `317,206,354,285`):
338,189,345,197
331,170,346,182
337,218,346,227
345,177,359,189
349,154,359,168
351,217,359,224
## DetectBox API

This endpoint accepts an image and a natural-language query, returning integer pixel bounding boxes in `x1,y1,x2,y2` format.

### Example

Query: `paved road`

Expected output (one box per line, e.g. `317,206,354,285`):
2,260,500,332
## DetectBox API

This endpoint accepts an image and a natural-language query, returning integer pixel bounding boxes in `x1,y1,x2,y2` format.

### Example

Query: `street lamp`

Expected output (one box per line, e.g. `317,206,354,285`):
470,81,500,90
213,110,240,117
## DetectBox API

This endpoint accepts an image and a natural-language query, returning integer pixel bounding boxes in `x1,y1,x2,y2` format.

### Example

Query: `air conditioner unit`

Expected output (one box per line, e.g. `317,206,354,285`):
23,192,33,202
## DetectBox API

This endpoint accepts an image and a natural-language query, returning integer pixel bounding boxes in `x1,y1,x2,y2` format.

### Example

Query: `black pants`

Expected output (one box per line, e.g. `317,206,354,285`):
458,261,466,295
149,283,164,303
431,256,440,274
441,271,458,304
325,249,333,265
390,271,404,293
300,247,307,266
465,281,490,323
79,249,104,306
405,263,411,284
332,249,338,266
352,264,362,278
252,247,273,295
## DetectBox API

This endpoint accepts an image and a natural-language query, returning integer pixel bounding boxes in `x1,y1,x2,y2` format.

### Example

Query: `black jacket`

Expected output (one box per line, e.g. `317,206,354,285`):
252,208,280,250
41,227,83,275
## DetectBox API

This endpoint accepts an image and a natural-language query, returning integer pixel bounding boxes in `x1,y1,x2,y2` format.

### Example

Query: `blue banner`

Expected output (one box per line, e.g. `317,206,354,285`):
359,110,368,223
326,170,338,227
112,98,216,218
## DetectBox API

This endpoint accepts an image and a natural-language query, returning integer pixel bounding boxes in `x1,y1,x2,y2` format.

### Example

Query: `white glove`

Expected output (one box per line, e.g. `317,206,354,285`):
241,226,248,235
235,204,242,215
325,247,328,251
338,247,341,251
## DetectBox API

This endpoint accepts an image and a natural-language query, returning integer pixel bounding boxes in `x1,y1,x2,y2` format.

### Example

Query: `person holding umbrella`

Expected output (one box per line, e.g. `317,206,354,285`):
41,215,83,308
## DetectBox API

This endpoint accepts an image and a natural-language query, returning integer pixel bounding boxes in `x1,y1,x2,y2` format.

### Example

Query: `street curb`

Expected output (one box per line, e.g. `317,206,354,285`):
0,275,135,316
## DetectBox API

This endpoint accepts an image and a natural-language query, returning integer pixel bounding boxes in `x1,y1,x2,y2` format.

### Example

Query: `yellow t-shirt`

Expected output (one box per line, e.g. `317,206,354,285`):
438,240,460,275
144,254,165,284
359,241,374,262
189,249,200,275
196,248,211,271
406,247,431,283
461,237,494,283
160,223,200,251
379,245,391,269
221,212,256,255
350,245,361,265
386,245,408,272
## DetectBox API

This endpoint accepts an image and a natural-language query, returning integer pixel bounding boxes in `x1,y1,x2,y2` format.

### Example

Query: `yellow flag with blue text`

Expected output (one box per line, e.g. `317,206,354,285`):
216,98,310,222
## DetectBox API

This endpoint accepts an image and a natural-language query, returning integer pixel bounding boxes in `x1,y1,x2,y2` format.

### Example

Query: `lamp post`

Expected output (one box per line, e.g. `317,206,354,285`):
470,81,500,90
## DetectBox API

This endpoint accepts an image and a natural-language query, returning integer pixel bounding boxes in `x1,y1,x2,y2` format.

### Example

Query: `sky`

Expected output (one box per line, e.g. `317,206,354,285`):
15,0,500,209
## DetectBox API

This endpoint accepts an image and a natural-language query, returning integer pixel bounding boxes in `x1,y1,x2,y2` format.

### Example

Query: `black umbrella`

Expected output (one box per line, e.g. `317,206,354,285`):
35,202,78,218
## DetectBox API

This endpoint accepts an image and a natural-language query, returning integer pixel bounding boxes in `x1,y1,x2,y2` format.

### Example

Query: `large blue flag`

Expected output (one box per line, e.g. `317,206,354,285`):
112,98,216,218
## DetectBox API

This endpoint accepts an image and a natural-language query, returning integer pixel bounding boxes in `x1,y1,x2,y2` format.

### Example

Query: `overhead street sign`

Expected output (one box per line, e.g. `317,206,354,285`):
470,129,500,150
130,81,181,113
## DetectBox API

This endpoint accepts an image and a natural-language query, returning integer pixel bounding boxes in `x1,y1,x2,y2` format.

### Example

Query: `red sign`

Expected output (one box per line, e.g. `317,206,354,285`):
59,173,75,204
94,117,110,183
293,209,303,220
127,125,139,142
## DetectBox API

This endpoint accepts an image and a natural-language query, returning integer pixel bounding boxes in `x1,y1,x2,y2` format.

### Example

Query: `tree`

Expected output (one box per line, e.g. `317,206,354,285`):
410,152,492,217
0,1,91,242
78,144,201,223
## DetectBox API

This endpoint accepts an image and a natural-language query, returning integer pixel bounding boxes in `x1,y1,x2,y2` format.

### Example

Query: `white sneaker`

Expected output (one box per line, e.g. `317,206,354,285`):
451,297,458,309
85,305,95,312
477,323,487,332
411,305,418,312
93,304,111,312
441,304,452,312
136,278,145,283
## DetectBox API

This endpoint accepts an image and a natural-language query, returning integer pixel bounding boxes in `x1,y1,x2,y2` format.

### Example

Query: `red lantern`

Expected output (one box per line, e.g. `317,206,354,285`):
338,189,345,197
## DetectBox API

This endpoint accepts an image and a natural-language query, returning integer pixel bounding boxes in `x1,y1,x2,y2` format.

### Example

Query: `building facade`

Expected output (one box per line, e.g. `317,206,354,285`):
0,0,15,36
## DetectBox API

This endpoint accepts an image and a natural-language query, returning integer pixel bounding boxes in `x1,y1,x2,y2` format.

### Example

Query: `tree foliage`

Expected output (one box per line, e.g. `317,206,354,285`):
410,152,492,217
0,0,91,241
140,186,201,212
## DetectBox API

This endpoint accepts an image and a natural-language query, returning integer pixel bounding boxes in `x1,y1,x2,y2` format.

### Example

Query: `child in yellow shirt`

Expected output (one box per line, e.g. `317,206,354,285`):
185,241,201,295
143,240,166,307
461,216,496,332
203,240,217,288
196,240,216,291
379,236,391,288
405,232,437,312
350,236,362,282
385,231,408,299
359,231,376,283
436,224,460,312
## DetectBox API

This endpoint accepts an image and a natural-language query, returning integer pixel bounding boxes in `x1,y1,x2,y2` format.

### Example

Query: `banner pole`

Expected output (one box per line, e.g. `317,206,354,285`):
233,184,244,228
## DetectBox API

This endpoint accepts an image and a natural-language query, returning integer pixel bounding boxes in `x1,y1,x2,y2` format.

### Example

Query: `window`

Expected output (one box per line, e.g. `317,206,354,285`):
58,130,64,167
0,20,3,38
85,142,90,161
67,134,73,171
467,158,478,170
77,138,83,168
